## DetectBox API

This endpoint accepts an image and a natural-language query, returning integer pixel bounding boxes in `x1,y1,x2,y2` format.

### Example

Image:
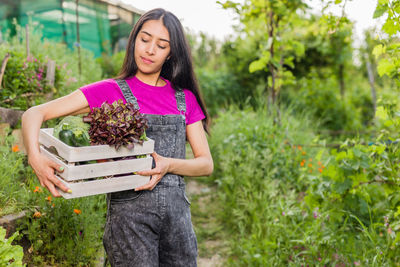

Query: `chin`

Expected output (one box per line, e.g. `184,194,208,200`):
138,66,162,75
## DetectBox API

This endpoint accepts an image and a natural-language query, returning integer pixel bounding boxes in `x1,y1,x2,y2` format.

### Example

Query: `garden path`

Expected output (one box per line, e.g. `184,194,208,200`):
186,178,227,267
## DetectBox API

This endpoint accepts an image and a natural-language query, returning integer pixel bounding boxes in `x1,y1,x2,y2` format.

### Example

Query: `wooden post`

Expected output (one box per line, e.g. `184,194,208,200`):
26,24,30,58
0,53,10,89
46,60,56,87
75,0,82,78
366,59,377,116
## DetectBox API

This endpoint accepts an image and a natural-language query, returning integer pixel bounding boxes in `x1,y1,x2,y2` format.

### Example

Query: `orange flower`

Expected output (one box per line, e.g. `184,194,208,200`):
309,158,312,162
52,203,55,208
33,211,42,218
318,161,322,166
33,186,41,193
308,163,313,168
74,209,82,215
298,146,302,151
12,144,19,152
302,151,306,155
46,195,52,202
319,168,323,173
322,165,326,169
300,161,305,167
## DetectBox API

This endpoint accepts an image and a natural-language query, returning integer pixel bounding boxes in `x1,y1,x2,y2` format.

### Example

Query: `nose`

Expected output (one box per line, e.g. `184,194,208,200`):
146,42,156,55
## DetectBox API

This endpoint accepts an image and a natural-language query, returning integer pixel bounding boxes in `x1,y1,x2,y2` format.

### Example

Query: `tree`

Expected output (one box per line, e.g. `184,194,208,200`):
219,0,307,112
372,0,400,87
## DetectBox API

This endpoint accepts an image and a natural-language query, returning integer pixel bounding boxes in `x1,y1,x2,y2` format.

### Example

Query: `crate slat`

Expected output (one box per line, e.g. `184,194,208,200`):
55,174,150,199
40,146,153,181
39,128,154,162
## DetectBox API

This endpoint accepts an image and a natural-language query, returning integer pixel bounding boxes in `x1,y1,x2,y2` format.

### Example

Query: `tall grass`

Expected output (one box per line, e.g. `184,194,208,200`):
207,105,398,266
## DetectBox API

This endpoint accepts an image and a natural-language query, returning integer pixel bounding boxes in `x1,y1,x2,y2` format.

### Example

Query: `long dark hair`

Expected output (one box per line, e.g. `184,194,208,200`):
117,8,210,133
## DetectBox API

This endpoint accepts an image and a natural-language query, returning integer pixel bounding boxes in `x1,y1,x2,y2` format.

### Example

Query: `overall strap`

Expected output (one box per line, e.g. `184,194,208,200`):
175,89,186,114
115,79,140,110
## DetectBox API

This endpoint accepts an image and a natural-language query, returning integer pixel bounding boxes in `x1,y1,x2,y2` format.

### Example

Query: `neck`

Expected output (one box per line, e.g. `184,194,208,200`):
135,72,164,87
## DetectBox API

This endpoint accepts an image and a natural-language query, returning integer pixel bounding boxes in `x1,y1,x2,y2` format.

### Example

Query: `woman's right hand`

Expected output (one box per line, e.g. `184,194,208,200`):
28,153,70,197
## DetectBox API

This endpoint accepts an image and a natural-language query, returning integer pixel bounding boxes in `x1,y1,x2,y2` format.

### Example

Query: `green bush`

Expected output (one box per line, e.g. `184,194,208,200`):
0,130,105,265
196,68,246,117
209,107,328,265
0,228,25,266
18,189,106,266
0,131,33,217
0,48,61,110
208,105,400,266
285,73,363,132
96,51,125,78
0,20,103,111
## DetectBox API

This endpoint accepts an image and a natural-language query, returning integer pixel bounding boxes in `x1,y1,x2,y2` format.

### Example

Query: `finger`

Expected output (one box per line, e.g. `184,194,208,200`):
47,159,65,173
151,152,161,162
45,181,61,197
135,177,158,191
134,182,151,191
137,169,158,176
38,178,45,187
48,175,70,193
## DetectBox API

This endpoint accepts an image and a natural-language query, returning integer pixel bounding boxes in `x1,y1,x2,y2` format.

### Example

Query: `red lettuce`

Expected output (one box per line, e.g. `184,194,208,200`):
82,100,148,150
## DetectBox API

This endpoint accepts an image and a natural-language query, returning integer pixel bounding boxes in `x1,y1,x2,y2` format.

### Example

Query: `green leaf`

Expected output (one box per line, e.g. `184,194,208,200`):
382,18,398,35
334,179,352,194
395,2,400,13
375,106,388,120
377,58,395,76
293,42,305,57
384,119,394,127
249,52,270,73
249,59,266,73
373,4,388,18
372,44,385,58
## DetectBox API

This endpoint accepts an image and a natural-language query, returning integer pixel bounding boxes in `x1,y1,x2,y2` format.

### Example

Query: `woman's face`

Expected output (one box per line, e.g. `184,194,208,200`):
134,19,171,77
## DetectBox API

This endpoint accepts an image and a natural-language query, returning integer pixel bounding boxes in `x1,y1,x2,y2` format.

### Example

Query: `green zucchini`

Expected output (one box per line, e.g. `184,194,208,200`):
59,130,76,147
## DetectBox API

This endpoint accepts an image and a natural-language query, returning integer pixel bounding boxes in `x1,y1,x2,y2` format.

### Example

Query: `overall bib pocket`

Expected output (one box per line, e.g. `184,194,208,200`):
146,124,177,158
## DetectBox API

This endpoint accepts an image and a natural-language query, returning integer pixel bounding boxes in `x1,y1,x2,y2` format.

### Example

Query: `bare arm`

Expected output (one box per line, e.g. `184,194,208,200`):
22,90,90,197
136,121,213,191
167,121,213,176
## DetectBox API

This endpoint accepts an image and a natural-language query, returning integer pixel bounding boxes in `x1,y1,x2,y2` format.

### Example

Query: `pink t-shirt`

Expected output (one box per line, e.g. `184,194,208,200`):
79,76,205,125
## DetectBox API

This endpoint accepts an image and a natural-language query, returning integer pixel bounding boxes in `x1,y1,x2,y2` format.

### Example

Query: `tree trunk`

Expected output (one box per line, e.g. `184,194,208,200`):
268,11,276,105
339,64,345,99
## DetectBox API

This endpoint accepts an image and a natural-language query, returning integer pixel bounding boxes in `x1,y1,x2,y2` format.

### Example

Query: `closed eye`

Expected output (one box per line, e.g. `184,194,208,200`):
141,38,149,43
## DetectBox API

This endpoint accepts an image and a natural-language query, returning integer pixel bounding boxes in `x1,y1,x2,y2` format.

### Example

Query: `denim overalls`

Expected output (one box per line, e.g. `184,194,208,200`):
103,79,198,267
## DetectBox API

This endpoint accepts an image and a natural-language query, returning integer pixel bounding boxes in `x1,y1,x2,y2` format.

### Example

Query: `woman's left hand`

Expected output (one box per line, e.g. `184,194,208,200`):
135,152,170,191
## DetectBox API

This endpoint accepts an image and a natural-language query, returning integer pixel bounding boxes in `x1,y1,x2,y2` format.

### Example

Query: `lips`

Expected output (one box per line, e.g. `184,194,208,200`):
141,56,153,64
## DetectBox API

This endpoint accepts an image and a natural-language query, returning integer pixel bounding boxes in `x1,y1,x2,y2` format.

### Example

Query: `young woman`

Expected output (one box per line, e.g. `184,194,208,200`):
22,8,213,266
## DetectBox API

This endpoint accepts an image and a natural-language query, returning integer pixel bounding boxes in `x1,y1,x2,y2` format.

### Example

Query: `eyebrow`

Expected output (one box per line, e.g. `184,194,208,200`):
141,30,170,43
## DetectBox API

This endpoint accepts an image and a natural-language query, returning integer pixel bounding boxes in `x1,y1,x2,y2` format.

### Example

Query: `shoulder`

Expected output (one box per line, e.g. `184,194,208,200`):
79,79,123,109
80,79,119,91
182,89,198,106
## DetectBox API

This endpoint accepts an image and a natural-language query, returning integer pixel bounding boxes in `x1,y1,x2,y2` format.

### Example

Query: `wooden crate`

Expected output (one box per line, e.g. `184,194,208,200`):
39,128,154,199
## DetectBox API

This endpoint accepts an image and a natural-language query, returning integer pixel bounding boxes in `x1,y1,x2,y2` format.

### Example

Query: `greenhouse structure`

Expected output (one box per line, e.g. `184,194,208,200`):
0,0,144,57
